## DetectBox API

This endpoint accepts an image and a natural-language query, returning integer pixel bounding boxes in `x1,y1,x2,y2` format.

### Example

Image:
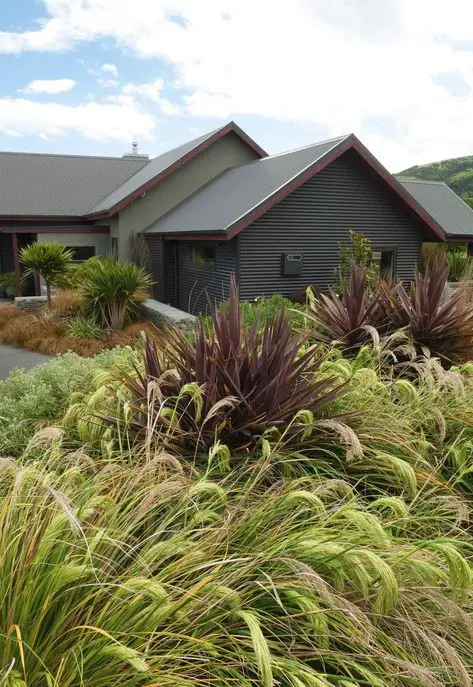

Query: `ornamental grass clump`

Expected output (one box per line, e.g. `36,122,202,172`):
99,276,346,453
0,447,472,687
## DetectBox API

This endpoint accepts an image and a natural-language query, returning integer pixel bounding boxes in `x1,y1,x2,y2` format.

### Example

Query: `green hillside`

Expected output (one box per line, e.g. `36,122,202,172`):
399,155,473,208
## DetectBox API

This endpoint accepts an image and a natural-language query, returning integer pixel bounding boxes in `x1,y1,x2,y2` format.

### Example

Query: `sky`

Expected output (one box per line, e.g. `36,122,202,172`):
1,0,473,171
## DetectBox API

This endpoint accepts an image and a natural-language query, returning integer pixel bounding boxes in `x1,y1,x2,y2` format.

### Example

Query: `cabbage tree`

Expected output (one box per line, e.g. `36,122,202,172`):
20,242,74,306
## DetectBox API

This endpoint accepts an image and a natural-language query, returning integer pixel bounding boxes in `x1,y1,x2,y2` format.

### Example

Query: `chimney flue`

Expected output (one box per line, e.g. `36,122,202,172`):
121,140,149,160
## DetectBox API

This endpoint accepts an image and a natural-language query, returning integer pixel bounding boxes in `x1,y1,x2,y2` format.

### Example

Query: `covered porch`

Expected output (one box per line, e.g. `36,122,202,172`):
0,225,111,298
0,231,38,298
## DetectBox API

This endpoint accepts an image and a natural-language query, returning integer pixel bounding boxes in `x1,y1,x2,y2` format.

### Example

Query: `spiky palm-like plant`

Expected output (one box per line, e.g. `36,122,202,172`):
382,262,473,365
309,261,395,352
76,255,153,331
100,275,345,452
19,242,74,306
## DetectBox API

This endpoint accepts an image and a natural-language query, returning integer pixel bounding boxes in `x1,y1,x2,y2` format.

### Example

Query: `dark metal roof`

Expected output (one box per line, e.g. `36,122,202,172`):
398,178,473,238
145,135,350,235
87,126,226,214
0,122,266,219
0,151,147,217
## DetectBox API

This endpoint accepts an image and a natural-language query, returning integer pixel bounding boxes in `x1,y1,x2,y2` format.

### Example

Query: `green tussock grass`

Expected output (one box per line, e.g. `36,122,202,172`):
4,299,473,686
0,443,473,686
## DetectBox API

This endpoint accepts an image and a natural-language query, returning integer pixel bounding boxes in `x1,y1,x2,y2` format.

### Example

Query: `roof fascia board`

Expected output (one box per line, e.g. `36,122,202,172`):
0,215,85,222
161,232,228,241
0,225,109,234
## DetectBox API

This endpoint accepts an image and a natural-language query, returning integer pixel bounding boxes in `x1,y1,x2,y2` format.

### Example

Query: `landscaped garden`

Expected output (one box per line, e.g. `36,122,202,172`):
2,234,473,685
0,243,156,355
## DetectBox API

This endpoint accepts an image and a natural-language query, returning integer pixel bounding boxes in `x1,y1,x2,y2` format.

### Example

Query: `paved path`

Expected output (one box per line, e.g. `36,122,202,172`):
0,344,52,379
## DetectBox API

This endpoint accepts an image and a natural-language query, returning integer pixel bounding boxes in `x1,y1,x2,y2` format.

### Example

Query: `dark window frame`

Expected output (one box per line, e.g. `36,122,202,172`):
111,237,118,258
192,243,216,268
372,246,397,277
65,245,96,263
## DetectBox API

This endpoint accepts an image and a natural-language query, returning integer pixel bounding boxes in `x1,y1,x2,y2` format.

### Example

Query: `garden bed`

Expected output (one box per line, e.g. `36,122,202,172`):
0,303,156,356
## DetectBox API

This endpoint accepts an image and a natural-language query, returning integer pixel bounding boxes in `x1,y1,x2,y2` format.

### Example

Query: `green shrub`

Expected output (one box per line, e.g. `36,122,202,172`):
68,314,103,339
447,249,469,281
19,241,74,305
76,255,153,330
203,292,307,333
0,349,133,455
334,229,380,294
0,271,16,297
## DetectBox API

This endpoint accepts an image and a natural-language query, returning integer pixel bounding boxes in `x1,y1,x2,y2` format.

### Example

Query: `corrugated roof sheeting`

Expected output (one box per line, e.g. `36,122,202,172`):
0,152,147,216
145,136,349,235
398,178,473,238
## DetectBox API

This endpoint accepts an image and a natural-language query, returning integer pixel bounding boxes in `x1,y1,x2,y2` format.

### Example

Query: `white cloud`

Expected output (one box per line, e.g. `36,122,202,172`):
97,78,119,88
122,78,164,103
88,63,120,87
120,78,181,113
0,97,155,142
100,62,119,77
19,78,76,94
105,78,181,114
3,1,473,167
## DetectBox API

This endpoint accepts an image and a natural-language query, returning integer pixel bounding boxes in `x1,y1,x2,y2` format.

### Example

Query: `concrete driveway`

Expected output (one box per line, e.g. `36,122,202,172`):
0,344,52,379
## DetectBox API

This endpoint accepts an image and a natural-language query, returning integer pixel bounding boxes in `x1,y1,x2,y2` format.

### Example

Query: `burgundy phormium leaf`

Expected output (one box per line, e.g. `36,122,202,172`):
310,261,393,351
394,262,473,366
103,275,345,451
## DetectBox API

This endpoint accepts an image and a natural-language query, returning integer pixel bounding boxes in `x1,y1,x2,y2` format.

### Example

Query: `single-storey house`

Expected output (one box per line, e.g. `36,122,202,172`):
1,121,473,312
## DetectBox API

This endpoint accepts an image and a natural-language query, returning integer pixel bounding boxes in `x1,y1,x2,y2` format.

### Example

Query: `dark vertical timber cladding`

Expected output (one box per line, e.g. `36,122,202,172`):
145,236,164,300
163,241,177,307
238,150,424,299
177,240,237,314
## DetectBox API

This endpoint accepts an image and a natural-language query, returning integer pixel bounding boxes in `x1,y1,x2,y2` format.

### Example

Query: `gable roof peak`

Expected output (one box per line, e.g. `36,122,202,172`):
265,133,352,161
86,120,266,216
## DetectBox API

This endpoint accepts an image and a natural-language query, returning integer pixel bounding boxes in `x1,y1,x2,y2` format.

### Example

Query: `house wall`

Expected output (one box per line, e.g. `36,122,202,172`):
36,232,111,257
146,236,164,300
118,132,259,260
175,240,237,313
238,149,425,300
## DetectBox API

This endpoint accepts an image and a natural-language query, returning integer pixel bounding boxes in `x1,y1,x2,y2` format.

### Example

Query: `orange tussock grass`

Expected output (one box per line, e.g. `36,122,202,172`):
0,306,156,357
50,290,82,316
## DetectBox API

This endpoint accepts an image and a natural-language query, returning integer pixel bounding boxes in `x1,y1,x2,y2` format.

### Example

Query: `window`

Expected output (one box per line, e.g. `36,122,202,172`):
372,249,396,277
111,237,118,258
192,243,216,267
66,246,96,262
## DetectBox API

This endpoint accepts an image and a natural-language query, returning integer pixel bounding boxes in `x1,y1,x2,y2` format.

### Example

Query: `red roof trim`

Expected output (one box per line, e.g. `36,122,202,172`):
0,215,84,222
1,226,109,234
223,135,445,242
144,232,228,242
445,235,473,242
86,122,267,220
162,232,228,242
